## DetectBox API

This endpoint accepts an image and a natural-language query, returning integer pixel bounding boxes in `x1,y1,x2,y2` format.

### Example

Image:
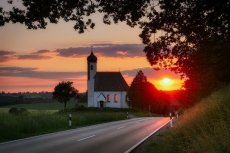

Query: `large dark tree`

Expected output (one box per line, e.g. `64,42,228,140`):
1,0,230,101
52,81,78,110
127,70,164,113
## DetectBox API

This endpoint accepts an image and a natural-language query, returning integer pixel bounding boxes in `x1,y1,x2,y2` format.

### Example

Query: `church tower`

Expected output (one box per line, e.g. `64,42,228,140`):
87,50,97,107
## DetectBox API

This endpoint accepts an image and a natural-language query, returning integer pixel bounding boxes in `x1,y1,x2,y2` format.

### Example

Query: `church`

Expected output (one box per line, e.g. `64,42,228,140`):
87,51,129,108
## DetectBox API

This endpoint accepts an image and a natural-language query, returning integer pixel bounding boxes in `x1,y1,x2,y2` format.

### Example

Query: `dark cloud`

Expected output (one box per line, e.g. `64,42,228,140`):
17,54,52,60
0,50,16,62
17,49,53,60
0,50,53,62
0,67,37,72
121,67,180,79
56,44,146,58
0,67,86,79
32,50,50,55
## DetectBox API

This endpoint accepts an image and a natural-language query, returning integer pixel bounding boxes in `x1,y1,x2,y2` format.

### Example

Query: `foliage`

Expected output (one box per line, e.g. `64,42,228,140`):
149,85,230,153
2,0,229,101
78,91,87,102
127,70,167,114
52,81,78,110
139,0,230,102
0,0,151,33
182,39,230,104
8,107,30,115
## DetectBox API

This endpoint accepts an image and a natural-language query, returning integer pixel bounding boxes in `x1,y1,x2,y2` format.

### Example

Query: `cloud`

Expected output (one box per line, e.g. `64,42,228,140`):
0,67,86,79
32,50,51,55
0,50,16,62
0,50,53,62
0,67,37,73
17,49,53,60
121,67,181,79
17,54,52,60
56,44,146,58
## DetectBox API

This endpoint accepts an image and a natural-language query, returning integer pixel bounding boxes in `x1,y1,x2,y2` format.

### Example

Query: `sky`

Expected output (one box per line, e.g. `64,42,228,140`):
0,1,184,93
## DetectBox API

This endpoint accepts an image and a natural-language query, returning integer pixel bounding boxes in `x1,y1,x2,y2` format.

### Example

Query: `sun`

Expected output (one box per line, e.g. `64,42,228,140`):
159,78,173,87
162,78,170,84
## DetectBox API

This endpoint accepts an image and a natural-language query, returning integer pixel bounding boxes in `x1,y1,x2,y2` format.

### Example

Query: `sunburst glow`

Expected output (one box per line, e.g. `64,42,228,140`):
162,78,170,84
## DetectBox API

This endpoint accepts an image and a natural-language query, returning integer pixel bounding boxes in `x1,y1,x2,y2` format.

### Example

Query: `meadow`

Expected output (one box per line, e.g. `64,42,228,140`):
147,85,230,153
1,102,82,111
0,102,148,143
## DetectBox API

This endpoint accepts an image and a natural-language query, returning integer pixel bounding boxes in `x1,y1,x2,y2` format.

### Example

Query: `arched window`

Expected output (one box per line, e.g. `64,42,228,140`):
114,94,118,102
91,65,93,70
107,94,110,102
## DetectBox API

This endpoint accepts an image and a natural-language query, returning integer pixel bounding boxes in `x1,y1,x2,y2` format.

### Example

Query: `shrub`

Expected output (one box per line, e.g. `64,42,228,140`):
8,108,30,115
9,108,19,115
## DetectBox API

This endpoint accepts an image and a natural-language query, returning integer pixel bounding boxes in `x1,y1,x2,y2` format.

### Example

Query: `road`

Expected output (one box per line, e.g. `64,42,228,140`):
0,117,170,153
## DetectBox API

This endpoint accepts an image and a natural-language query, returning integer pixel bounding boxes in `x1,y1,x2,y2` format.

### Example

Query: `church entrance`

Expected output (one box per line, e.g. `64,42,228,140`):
99,101,104,108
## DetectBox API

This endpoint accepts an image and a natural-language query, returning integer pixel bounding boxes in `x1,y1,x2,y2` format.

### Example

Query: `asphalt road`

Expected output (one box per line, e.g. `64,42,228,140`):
0,117,170,153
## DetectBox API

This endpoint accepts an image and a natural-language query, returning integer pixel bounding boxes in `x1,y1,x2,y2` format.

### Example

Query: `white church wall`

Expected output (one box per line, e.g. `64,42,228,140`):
94,91,127,108
121,91,129,108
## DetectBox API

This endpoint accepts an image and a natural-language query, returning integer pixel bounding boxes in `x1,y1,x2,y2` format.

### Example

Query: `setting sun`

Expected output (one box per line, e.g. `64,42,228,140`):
155,77,177,90
162,78,170,84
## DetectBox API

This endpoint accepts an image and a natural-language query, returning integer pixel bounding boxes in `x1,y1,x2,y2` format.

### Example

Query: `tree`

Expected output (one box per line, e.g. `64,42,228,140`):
52,81,78,110
0,0,150,33
2,0,229,100
127,70,160,112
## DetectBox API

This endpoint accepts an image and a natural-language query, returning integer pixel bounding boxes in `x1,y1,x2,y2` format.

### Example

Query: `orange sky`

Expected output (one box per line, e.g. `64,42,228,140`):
0,1,184,93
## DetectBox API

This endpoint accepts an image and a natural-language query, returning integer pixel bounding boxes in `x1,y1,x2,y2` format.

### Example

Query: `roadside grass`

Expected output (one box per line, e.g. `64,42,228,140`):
0,103,150,143
0,111,129,143
148,85,230,153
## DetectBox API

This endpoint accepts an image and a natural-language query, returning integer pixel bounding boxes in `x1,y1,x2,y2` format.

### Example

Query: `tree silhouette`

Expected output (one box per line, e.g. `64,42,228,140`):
52,81,78,110
127,70,160,112
1,0,229,101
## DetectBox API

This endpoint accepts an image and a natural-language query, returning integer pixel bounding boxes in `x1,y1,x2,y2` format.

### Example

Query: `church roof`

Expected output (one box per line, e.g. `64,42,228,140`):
87,52,97,62
94,72,129,91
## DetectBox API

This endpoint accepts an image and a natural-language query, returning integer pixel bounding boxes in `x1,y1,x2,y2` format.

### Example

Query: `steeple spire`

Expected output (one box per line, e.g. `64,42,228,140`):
87,46,97,63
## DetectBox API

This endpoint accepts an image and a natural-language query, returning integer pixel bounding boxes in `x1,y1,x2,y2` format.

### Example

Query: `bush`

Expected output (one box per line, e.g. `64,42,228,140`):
8,108,30,115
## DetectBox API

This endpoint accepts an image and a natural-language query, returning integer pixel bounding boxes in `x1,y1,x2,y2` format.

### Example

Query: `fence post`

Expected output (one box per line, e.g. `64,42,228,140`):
175,111,178,118
69,114,72,126
169,112,173,127
127,112,129,119
149,105,151,117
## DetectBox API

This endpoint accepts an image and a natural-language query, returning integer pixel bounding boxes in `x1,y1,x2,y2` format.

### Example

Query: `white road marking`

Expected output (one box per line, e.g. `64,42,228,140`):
77,135,96,141
117,126,126,129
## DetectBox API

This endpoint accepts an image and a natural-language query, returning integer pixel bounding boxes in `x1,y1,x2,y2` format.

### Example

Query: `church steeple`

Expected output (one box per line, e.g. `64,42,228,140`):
87,47,97,107
87,46,97,63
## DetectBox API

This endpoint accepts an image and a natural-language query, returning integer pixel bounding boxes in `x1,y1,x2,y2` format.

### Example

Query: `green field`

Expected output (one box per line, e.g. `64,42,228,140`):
1,102,86,111
0,102,149,143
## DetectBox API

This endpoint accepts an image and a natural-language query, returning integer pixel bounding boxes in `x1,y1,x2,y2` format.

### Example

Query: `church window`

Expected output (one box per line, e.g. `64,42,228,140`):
107,94,110,102
91,65,93,70
114,94,118,102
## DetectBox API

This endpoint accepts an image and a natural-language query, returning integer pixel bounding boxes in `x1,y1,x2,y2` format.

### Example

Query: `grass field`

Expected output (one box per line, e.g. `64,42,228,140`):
1,102,86,111
148,85,230,153
0,102,149,143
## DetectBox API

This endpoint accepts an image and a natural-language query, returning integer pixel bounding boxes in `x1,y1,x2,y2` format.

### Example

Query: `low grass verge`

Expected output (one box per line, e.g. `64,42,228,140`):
0,111,127,143
147,85,230,153
0,106,150,143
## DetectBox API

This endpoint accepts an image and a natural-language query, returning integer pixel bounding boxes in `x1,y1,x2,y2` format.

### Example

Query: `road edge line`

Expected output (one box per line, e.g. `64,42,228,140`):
124,119,170,153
